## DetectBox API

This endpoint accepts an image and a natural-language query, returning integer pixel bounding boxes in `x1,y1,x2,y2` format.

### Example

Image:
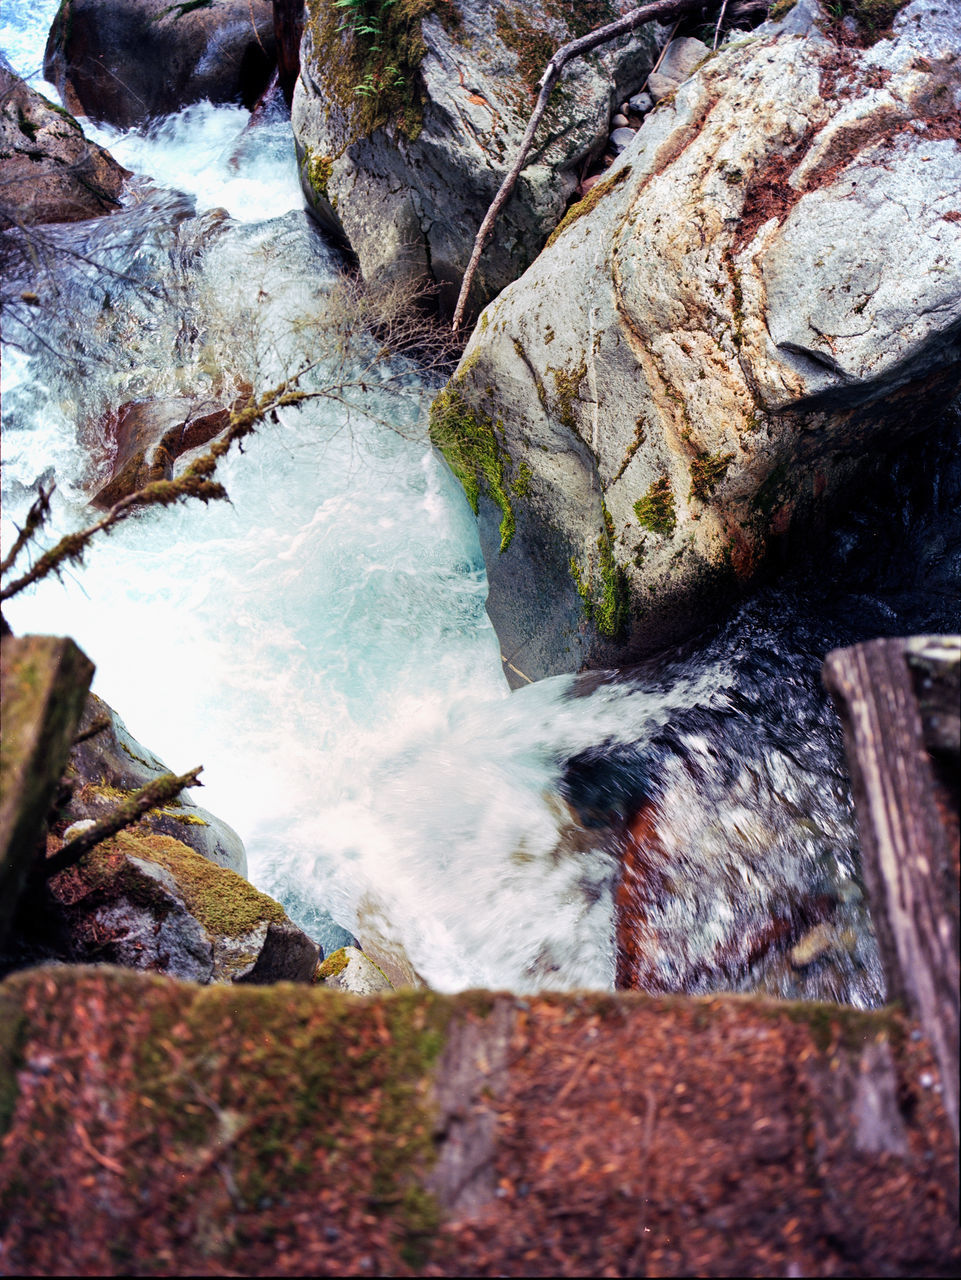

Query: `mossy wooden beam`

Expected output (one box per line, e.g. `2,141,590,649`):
823,635,960,1155
0,635,94,946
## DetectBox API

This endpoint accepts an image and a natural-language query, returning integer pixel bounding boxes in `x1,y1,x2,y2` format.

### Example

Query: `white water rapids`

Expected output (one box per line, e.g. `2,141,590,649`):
8,6,954,1002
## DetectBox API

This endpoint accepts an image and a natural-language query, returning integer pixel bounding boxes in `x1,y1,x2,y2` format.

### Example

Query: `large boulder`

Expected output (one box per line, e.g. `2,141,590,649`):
46,829,319,982
291,0,662,317
430,0,961,681
63,693,248,875
43,0,277,128
0,59,128,226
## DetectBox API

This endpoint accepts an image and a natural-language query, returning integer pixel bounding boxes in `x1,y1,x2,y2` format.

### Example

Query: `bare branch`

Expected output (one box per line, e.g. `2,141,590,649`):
451,0,713,333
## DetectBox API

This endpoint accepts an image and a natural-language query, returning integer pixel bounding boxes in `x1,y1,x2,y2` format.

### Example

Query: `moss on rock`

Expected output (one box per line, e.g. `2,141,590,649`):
429,382,516,552
81,831,286,938
634,475,676,535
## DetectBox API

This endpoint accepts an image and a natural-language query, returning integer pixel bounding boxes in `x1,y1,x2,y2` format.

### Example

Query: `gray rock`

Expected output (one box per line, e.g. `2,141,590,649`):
430,2,961,681
0,59,129,227
647,36,709,102
318,945,394,995
48,830,319,983
611,112,630,129
65,693,248,875
291,0,661,319
608,126,637,154
43,0,276,129
627,90,653,114
755,0,830,40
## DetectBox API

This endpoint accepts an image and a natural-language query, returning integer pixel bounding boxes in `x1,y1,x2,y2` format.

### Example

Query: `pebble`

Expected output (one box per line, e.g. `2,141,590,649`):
611,112,630,128
628,91,653,115
608,127,636,155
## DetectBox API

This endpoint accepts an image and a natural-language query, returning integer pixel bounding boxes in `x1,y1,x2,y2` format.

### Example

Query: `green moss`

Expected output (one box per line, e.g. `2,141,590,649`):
302,145,336,207
633,475,676,536
429,383,515,552
550,360,587,431
87,832,287,938
545,165,632,249
751,460,792,517
570,509,629,639
822,0,909,44
16,108,38,142
768,0,798,19
689,450,734,502
494,9,556,95
317,947,351,979
306,0,460,145
510,461,533,498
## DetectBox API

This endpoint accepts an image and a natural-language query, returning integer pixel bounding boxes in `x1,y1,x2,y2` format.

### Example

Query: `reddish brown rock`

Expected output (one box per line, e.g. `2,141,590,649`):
89,392,248,509
0,61,129,227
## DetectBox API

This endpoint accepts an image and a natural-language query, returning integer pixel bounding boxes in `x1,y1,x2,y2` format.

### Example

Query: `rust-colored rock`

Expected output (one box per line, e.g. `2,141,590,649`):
0,62,129,227
89,393,247,509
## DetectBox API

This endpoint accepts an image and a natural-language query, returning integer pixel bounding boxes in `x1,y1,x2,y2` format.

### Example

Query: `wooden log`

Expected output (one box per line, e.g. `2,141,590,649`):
823,636,960,1152
0,635,94,947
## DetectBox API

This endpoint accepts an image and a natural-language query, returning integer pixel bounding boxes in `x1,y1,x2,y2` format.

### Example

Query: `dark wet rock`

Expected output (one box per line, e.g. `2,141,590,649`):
0,59,129,226
43,0,277,129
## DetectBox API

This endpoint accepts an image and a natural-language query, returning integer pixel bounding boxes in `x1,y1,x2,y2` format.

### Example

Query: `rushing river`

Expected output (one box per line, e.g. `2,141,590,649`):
2,8,957,1001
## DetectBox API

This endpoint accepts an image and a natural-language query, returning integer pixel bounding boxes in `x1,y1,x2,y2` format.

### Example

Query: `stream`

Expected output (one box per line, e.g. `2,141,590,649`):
2,7,958,1002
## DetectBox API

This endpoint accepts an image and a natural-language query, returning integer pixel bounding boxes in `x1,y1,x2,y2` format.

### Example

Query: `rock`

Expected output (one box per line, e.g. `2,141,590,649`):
611,112,630,128
47,829,318,983
646,35,709,102
608,125,636,153
43,0,277,129
63,693,248,876
317,945,393,994
0,59,129,227
430,0,961,681
627,89,653,114
291,0,661,318
87,390,245,510
0,637,94,947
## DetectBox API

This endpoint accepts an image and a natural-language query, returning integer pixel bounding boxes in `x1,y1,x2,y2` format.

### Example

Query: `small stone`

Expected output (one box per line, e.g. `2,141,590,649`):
789,922,837,969
611,112,629,129
609,127,636,155
62,819,97,842
628,91,653,114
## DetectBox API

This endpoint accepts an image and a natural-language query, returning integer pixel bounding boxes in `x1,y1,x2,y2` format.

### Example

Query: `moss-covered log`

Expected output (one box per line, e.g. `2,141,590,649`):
1,967,959,1274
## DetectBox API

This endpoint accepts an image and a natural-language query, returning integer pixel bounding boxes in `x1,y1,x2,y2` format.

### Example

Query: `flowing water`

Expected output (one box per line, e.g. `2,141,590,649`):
2,8,958,1001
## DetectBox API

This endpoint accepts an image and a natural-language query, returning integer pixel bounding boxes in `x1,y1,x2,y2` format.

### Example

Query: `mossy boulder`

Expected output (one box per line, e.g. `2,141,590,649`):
43,0,277,129
291,0,662,318
434,0,961,681
47,830,319,982
0,59,129,227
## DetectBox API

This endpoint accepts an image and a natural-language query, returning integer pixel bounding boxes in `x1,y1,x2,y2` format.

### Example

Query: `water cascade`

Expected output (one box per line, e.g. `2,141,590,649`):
2,6,957,1003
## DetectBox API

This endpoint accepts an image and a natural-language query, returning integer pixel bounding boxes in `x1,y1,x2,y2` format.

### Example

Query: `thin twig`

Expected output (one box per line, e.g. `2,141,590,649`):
713,0,731,50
